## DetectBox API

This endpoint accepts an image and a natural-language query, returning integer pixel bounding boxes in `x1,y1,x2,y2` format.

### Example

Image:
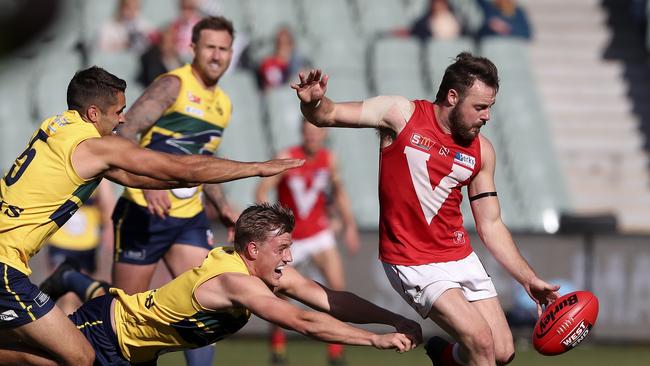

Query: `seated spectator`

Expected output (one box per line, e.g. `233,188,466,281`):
258,26,309,90
477,0,532,40
410,0,461,42
138,26,183,87
171,0,204,62
97,0,155,53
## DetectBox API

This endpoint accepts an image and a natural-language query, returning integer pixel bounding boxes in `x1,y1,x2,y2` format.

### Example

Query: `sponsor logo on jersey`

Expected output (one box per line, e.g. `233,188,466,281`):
452,230,466,245
0,309,18,321
454,152,476,169
184,106,205,118
33,291,50,307
410,133,435,151
187,92,201,104
47,115,71,134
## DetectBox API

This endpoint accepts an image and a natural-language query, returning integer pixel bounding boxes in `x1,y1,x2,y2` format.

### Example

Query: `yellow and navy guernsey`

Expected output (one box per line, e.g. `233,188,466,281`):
122,64,233,218
111,246,250,363
48,193,101,251
0,111,101,275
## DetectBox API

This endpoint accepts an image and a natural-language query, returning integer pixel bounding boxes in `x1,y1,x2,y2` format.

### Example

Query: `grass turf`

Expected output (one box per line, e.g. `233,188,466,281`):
158,337,650,366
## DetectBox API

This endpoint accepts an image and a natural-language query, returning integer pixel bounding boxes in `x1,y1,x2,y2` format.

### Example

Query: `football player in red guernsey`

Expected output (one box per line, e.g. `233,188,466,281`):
292,53,560,366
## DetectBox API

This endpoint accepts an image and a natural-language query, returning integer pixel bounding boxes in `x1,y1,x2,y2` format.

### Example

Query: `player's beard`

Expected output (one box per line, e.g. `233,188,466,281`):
449,104,477,147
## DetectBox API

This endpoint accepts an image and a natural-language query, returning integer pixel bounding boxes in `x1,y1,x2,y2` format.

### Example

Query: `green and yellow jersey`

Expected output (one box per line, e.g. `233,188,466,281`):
111,246,250,363
122,64,233,218
0,110,101,275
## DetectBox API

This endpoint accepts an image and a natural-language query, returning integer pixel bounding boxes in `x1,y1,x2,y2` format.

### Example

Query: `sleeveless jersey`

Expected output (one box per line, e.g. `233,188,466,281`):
277,146,331,239
379,100,481,265
111,246,250,363
123,64,233,218
47,195,101,251
0,110,101,275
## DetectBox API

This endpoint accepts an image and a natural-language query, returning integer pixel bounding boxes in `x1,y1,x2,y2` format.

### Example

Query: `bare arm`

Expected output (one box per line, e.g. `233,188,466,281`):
73,135,303,186
103,168,195,189
215,272,418,351
278,267,421,341
469,136,559,314
291,69,413,134
203,183,238,229
329,154,360,253
117,75,180,142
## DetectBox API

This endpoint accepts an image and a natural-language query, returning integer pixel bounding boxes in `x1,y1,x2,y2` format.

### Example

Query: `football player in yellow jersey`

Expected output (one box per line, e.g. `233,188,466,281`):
0,66,302,366
36,203,422,366
113,16,241,365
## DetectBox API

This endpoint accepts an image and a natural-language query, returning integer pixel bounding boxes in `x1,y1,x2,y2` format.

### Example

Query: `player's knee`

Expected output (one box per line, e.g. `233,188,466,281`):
464,327,494,358
496,349,515,365
495,331,515,364
66,342,95,366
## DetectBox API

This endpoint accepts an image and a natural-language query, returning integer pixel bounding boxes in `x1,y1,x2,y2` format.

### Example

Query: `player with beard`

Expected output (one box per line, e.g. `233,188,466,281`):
292,52,559,366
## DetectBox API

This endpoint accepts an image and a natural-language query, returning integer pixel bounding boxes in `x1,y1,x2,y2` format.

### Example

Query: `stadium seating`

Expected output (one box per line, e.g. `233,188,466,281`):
217,71,271,210
0,0,577,232
372,37,429,99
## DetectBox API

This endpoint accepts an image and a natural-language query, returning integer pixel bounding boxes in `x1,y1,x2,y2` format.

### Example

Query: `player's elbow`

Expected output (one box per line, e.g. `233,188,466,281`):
288,310,325,338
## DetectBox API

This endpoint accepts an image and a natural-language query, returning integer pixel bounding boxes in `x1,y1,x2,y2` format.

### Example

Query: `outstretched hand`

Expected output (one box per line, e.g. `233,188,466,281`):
370,333,417,353
525,277,560,317
394,318,423,346
258,158,304,177
291,69,329,104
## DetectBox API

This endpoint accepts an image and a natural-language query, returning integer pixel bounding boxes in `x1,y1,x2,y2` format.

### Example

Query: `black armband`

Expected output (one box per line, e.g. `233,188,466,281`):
469,191,497,202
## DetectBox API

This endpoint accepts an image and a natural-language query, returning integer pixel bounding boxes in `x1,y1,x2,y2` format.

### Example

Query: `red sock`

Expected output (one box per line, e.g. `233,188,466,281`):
327,343,344,359
270,328,286,354
440,343,461,366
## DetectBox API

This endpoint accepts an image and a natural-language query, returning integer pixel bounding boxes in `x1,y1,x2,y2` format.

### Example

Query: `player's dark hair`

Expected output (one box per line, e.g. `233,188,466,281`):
234,203,295,252
435,52,499,103
191,16,235,44
67,66,127,113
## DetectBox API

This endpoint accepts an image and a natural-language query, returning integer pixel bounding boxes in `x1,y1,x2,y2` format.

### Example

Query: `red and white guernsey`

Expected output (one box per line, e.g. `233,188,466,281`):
379,100,482,265
278,146,332,240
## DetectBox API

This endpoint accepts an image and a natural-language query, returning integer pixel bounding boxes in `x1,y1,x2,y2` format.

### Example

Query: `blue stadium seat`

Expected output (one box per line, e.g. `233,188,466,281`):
266,87,303,153
373,37,429,99
355,0,409,37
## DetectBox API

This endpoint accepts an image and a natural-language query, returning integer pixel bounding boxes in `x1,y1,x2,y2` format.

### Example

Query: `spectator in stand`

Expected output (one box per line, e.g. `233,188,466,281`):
97,0,156,53
138,26,183,87
410,0,461,42
171,0,204,62
258,26,309,90
477,0,532,40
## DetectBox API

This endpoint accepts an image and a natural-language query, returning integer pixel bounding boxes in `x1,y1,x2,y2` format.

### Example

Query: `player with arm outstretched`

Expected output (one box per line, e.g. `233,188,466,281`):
256,120,360,365
0,66,300,366
36,203,421,366
291,53,559,366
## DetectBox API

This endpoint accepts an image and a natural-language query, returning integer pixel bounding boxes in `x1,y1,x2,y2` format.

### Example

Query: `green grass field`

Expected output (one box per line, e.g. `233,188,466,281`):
158,338,650,366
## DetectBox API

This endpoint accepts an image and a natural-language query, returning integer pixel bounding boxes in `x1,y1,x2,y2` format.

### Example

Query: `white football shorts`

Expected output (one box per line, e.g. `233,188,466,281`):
290,229,337,265
382,252,497,318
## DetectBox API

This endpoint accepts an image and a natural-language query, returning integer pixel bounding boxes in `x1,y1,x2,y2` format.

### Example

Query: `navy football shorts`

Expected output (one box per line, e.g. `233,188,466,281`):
0,263,55,329
68,294,138,366
112,197,213,265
